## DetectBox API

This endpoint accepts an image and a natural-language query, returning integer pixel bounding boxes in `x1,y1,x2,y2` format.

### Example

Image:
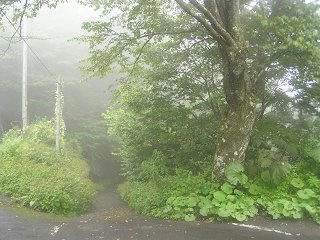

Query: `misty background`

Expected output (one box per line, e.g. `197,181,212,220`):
0,1,121,184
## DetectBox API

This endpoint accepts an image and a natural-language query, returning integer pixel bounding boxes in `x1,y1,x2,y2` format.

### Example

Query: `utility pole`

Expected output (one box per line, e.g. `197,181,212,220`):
0,115,4,136
22,17,28,132
55,77,62,153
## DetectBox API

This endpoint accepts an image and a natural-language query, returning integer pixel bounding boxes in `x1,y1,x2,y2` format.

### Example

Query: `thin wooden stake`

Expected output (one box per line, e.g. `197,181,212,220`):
55,78,61,153
22,17,28,132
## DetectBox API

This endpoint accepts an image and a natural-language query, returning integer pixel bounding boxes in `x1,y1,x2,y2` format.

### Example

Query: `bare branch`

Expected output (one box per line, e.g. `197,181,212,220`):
0,30,18,56
0,0,28,57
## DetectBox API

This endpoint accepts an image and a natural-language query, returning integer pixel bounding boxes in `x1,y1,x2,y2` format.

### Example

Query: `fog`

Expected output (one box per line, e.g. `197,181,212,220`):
0,1,120,184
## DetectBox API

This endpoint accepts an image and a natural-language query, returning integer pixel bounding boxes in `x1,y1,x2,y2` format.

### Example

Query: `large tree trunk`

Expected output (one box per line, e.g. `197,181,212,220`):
212,103,256,181
174,0,259,181
212,43,256,181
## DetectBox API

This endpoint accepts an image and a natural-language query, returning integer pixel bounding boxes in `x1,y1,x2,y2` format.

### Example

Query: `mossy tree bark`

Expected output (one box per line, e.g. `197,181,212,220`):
212,41,257,181
175,0,259,181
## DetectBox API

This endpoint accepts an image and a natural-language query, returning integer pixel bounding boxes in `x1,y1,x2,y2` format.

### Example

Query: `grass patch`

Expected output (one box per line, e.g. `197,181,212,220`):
0,121,96,215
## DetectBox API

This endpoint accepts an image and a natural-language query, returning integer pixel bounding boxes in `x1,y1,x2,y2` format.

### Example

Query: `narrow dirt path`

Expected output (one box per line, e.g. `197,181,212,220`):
0,188,319,240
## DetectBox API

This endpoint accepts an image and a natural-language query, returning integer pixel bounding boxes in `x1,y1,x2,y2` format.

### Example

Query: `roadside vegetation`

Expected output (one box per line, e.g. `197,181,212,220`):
0,120,96,215
111,79,320,223
83,0,320,224
1,0,320,225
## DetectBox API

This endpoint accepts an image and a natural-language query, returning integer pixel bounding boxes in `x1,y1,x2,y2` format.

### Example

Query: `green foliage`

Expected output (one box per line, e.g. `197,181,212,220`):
118,171,258,222
291,178,304,189
118,161,320,224
246,119,300,184
105,79,217,180
225,162,248,185
138,150,168,181
81,0,320,225
0,121,96,215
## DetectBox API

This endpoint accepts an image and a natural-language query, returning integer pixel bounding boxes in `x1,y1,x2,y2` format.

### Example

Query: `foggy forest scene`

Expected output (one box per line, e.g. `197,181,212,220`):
0,0,320,239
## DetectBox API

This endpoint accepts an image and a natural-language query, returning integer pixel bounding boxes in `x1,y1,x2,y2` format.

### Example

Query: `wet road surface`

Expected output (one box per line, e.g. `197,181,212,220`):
0,189,319,240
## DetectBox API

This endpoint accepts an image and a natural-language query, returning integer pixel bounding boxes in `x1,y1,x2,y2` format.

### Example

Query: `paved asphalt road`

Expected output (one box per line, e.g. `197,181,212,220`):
0,189,319,240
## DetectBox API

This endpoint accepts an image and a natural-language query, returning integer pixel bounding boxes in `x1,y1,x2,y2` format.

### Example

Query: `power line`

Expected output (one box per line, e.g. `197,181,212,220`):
3,14,55,77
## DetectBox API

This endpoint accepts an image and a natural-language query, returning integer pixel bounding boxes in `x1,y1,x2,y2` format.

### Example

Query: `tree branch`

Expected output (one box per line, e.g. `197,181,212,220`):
0,0,28,57
189,0,235,46
129,35,153,77
19,0,28,37
204,0,223,24
225,0,240,39
174,0,227,45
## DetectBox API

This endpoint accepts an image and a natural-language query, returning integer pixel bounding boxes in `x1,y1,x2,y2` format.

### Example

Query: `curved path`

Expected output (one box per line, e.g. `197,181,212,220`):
0,189,319,240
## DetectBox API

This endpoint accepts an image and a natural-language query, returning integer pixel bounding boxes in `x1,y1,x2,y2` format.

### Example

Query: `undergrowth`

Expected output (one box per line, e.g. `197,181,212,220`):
118,162,320,223
0,120,96,215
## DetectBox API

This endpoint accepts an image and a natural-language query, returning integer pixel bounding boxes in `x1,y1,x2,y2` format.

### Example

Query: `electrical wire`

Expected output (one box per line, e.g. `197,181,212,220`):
3,14,56,77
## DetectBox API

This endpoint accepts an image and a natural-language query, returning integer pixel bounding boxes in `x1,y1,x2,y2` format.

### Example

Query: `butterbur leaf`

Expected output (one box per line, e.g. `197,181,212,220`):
200,207,209,217
186,197,198,207
238,173,248,185
234,189,244,196
184,214,196,222
198,197,211,209
226,195,236,202
297,189,316,200
225,162,244,185
257,198,265,205
271,213,280,219
308,147,320,162
213,191,226,202
290,178,304,189
217,208,231,218
248,184,261,195
305,205,316,214
235,213,246,221
221,182,234,194
211,199,221,207
293,212,303,219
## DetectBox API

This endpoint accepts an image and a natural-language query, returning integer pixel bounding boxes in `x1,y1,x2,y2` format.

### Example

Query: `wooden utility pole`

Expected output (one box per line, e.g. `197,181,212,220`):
22,17,28,132
55,77,62,153
0,115,4,136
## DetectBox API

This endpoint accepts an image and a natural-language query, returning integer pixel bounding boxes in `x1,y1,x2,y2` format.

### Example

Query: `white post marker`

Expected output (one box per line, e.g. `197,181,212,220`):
22,16,28,132
55,78,61,153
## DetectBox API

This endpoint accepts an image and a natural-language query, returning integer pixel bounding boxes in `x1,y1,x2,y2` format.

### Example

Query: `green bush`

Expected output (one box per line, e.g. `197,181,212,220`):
104,80,217,180
118,164,320,223
0,121,96,215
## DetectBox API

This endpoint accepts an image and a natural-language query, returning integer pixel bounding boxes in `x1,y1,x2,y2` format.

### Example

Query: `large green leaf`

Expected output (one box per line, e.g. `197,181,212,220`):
199,207,209,217
297,189,316,200
213,191,226,202
290,178,304,189
221,182,234,194
225,162,245,185
248,184,261,195
184,214,196,222
235,213,246,221
217,207,231,218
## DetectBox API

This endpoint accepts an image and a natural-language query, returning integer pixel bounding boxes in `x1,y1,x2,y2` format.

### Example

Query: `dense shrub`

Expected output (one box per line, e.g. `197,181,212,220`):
109,78,320,224
0,121,96,215
105,80,217,180
118,164,320,223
